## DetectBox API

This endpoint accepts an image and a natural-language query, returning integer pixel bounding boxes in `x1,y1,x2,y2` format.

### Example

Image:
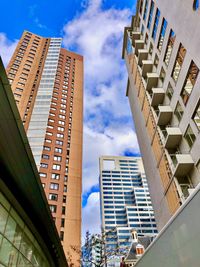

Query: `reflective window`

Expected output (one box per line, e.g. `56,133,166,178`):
0,192,50,266
164,30,176,66
193,0,199,10
174,101,184,121
157,18,168,51
193,100,200,130
147,1,154,29
172,44,186,82
166,83,174,100
181,61,199,105
139,0,144,14
152,8,160,40
143,0,149,20
184,125,196,148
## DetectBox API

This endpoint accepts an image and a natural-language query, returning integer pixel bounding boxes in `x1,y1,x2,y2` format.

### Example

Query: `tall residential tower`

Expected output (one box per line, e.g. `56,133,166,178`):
6,31,83,265
99,156,157,261
122,0,200,230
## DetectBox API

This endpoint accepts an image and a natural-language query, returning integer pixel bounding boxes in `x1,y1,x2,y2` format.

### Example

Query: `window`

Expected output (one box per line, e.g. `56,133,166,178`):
181,61,199,105
157,18,168,51
57,133,64,138
184,125,196,148
50,183,59,190
172,44,186,82
39,173,47,178
143,0,149,20
62,206,66,215
54,155,62,162
58,120,65,125
193,0,199,10
141,24,145,37
61,218,65,227
52,164,61,170
56,140,63,146
49,193,58,201
193,101,200,130
59,115,66,119
43,146,50,151
164,30,176,66
174,102,184,122
57,127,64,132
60,109,66,114
64,185,67,192
153,54,159,69
40,163,48,168
63,196,66,203
60,231,64,241
152,8,160,40
42,154,50,160
139,0,144,14
166,83,174,100
52,173,60,180
159,67,166,84
49,205,57,213
55,147,62,153
149,42,153,56
147,1,154,29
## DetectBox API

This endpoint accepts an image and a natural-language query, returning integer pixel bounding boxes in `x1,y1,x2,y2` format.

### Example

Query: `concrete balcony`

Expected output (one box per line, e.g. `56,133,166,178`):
132,32,141,46
135,40,144,56
138,49,148,66
171,154,194,177
142,60,153,79
156,106,173,125
146,73,159,91
163,127,182,149
150,88,165,107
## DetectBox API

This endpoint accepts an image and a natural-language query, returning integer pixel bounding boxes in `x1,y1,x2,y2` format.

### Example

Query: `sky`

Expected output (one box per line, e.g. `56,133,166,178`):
0,0,139,240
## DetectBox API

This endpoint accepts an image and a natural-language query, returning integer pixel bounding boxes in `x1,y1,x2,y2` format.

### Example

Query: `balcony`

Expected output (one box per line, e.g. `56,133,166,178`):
156,106,173,125
146,73,159,91
142,60,153,79
132,32,141,46
150,88,165,107
171,154,194,177
135,40,144,56
163,127,182,149
138,49,148,66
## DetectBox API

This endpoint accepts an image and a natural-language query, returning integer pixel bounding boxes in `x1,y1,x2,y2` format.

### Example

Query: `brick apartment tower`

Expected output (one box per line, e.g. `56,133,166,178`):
6,31,83,266
122,0,200,230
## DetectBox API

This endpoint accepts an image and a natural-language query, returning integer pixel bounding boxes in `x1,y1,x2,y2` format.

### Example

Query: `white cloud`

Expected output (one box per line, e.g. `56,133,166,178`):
63,0,131,84
0,33,18,67
83,124,139,193
63,0,138,237
82,192,101,240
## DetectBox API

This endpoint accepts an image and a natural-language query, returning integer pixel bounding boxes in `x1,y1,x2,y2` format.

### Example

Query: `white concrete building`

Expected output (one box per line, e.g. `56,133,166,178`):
99,156,157,262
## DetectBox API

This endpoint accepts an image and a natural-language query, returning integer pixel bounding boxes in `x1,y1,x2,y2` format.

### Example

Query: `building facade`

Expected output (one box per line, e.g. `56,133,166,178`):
82,234,103,267
6,31,83,265
99,156,157,265
0,57,67,266
122,0,200,230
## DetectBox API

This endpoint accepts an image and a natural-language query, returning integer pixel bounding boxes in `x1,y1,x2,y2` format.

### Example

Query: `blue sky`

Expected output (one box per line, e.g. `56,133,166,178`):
0,0,139,239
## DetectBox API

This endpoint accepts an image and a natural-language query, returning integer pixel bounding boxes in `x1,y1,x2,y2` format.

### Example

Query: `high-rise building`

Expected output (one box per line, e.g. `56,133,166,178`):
99,156,157,264
6,31,83,265
122,0,200,230
0,57,67,266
